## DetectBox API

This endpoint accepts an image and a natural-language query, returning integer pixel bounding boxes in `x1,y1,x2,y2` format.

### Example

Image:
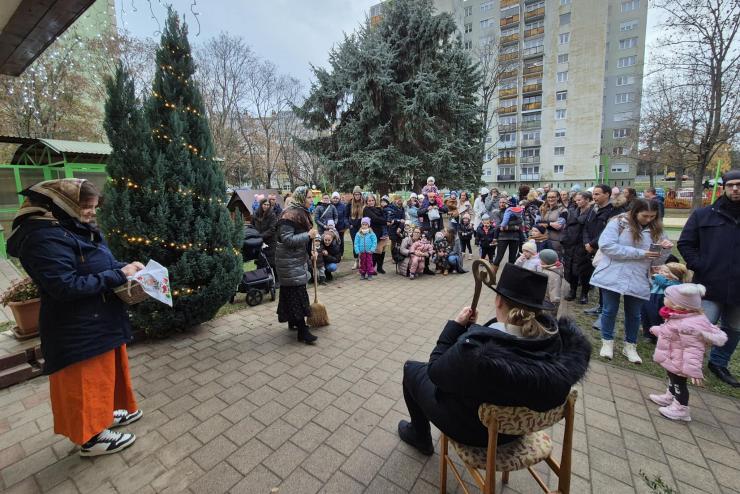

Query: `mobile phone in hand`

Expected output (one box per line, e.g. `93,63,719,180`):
649,243,662,253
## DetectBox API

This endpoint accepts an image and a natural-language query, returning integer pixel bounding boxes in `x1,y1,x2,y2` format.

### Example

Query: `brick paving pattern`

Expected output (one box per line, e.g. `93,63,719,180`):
0,269,738,493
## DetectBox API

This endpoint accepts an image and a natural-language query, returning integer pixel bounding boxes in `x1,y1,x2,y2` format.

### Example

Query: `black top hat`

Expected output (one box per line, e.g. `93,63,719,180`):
491,264,555,311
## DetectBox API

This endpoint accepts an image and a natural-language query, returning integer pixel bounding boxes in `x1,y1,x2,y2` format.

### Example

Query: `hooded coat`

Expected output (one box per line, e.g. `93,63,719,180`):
404,317,591,447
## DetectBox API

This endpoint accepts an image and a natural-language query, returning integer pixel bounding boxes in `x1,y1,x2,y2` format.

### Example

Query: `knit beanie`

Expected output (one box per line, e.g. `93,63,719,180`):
481,213,490,221
522,240,537,254
381,195,390,203
353,186,362,194
361,217,371,226
427,176,435,184
665,283,706,311
434,231,444,241
332,191,340,199
409,192,418,199
326,219,336,228
533,224,547,234
539,249,559,267
480,187,490,195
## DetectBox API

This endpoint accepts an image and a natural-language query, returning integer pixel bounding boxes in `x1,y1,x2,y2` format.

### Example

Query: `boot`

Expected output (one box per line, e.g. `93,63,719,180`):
649,389,674,407
422,258,435,275
579,288,590,305
599,340,614,359
377,252,386,274
325,271,333,282
708,363,740,387
622,342,642,364
297,325,317,345
352,259,358,270
397,420,434,456
456,265,468,274
659,399,691,422
564,286,577,301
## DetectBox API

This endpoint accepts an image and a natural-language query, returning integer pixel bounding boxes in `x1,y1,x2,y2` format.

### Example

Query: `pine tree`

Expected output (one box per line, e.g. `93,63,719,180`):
101,10,242,336
295,0,483,193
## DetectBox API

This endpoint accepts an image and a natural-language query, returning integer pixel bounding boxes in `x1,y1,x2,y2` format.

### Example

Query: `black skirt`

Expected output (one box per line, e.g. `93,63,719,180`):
276,285,311,323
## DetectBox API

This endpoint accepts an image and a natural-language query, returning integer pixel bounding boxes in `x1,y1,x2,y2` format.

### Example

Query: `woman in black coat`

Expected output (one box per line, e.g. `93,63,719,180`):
561,191,593,303
398,264,591,454
363,194,389,274
6,179,145,456
253,198,278,281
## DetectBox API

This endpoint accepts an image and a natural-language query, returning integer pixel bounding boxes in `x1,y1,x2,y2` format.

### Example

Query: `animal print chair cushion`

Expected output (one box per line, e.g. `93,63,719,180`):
450,431,553,472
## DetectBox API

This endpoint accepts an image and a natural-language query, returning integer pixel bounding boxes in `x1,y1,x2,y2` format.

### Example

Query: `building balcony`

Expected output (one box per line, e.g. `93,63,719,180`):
524,0,542,4
499,105,518,114
523,65,543,76
524,26,545,38
520,156,541,164
498,123,518,133
497,141,517,149
499,52,520,63
521,120,541,130
521,138,540,147
499,68,519,80
522,82,543,94
500,15,520,28
522,45,544,59
499,87,518,98
500,33,520,45
520,173,541,181
497,174,516,181
522,102,542,111
525,7,545,22
498,156,516,165
501,0,519,8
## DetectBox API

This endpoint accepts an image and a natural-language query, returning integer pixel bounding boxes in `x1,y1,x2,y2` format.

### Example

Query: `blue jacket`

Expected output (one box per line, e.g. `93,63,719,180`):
354,230,378,254
334,201,349,231
7,219,130,374
678,196,740,305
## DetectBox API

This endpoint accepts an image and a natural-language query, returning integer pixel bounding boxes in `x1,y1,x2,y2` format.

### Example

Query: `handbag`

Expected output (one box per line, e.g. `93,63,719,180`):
427,207,440,221
591,249,606,268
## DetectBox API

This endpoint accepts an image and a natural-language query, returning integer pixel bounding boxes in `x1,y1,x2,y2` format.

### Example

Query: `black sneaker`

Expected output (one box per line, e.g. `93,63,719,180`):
80,429,136,457
111,409,143,429
398,420,434,456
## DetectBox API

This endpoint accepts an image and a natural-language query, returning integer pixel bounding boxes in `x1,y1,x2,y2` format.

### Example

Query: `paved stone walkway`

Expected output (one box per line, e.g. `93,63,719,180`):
0,268,738,494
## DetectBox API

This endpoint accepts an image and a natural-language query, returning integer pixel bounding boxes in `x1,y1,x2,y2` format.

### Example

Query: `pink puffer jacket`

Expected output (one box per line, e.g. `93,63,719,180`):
650,313,727,379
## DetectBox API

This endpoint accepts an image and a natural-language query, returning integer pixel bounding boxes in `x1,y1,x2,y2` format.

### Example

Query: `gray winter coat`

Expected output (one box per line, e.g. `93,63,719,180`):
275,221,311,287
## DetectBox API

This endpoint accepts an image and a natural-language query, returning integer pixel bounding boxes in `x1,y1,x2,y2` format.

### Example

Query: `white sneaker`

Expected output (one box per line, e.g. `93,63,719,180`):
622,342,642,364
352,260,358,270
111,409,143,428
599,340,614,360
79,429,136,457
467,254,473,260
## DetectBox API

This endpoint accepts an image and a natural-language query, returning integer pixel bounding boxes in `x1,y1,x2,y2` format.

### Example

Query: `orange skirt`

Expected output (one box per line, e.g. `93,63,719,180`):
49,345,138,445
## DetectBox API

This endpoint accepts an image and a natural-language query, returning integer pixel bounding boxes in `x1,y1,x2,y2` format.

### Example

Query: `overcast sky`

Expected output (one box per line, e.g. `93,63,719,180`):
119,0,378,87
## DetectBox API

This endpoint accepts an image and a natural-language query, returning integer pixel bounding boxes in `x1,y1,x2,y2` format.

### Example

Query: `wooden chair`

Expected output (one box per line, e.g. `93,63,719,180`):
440,390,577,494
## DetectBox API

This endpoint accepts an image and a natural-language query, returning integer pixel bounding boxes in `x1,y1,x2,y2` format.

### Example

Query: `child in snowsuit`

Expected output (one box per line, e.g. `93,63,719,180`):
457,213,474,260
649,284,727,422
475,214,496,262
641,262,688,343
433,231,452,275
408,233,433,279
354,217,378,280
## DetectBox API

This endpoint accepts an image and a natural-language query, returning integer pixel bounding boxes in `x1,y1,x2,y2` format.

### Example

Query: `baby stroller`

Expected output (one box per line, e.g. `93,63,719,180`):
230,225,276,306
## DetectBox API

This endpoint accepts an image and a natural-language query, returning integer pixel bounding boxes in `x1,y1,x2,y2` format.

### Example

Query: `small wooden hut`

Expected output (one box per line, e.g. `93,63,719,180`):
226,189,284,224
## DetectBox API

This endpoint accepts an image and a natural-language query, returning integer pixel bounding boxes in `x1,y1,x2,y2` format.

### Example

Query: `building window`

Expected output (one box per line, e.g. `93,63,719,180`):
480,0,495,12
560,0,571,4
559,32,570,44
480,18,494,29
464,40,472,50
522,165,540,175
554,165,565,174
485,135,493,143
616,75,636,86
500,132,516,144
499,115,517,126
611,164,629,173
522,147,540,158
500,149,516,158
620,20,639,31
614,111,633,122
522,130,540,140
615,92,636,104
621,0,639,12
526,1,545,11
555,129,566,137
612,146,630,156
554,146,565,156
499,166,515,175
559,13,571,26
485,152,494,161
557,71,568,82
465,5,473,16
557,53,569,63
613,128,632,138
618,55,637,68
619,37,638,49
464,23,473,33
556,90,568,101
484,167,493,176
556,109,567,120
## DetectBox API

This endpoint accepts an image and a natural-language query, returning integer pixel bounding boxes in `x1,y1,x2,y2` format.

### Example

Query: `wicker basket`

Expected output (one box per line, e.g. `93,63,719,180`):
114,280,149,305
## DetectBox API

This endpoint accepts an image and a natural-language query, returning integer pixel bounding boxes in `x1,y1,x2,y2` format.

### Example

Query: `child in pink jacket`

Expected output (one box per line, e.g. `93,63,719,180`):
649,283,727,422
408,233,433,279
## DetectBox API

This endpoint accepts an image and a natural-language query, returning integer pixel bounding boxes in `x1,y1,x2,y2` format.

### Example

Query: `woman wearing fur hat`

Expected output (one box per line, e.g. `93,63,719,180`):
348,186,365,270
398,264,591,456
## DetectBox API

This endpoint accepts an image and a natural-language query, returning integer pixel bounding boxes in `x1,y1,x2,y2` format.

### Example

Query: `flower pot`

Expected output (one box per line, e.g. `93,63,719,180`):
8,298,41,336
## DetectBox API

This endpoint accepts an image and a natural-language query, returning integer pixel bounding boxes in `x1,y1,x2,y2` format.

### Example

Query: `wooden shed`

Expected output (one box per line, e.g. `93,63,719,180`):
226,189,284,224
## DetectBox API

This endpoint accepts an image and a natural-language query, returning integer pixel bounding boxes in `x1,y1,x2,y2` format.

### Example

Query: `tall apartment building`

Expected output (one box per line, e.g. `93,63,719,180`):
371,0,648,189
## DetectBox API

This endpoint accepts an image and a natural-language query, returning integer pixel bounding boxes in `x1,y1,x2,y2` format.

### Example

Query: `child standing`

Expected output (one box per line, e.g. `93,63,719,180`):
458,213,474,260
475,214,496,262
433,231,451,276
536,249,564,315
641,262,688,343
649,284,727,422
408,232,433,279
354,217,378,280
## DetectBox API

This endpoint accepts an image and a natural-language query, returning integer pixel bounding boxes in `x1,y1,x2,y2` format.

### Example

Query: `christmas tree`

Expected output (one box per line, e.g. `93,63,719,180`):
101,9,242,336
295,0,483,193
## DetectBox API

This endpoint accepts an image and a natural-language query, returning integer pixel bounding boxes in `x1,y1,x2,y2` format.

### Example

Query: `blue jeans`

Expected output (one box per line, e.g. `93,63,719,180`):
448,255,459,268
703,300,740,368
325,263,338,273
600,289,645,344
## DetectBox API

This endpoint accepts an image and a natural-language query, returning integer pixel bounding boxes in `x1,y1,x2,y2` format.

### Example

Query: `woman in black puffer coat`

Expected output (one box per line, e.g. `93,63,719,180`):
561,191,593,303
363,194,389,274
253,198,278,283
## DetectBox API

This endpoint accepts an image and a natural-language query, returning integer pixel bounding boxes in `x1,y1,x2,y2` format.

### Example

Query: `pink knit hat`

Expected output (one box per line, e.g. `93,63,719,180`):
664,283,706,311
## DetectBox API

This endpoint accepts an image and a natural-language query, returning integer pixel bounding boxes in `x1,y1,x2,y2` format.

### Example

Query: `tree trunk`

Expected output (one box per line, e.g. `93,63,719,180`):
648,164,655,188
674,166,684,191
692,161,708,209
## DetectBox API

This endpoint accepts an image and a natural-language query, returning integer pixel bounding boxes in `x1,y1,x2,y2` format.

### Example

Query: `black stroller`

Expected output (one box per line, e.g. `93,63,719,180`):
230,225,276,306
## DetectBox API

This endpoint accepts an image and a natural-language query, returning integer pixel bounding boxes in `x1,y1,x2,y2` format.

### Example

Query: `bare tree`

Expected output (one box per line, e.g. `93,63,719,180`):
648,0,740,207
474,37,505,165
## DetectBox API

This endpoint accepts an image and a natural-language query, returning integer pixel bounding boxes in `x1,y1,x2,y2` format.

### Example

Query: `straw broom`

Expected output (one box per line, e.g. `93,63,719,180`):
307,239,329,327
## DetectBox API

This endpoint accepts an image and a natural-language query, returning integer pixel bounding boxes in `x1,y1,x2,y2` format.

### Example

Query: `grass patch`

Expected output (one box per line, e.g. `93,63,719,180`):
570,303,739,399
0,320,13,333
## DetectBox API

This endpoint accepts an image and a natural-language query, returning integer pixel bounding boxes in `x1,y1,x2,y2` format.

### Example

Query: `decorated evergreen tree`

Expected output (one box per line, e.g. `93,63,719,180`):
295,0,483,193
101,9,241,336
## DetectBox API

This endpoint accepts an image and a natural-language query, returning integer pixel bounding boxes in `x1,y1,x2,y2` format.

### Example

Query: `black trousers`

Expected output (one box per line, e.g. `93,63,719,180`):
350,226,360,259
480,245,496,262
493,239,519,267
460,237,473,254
667,372,689,405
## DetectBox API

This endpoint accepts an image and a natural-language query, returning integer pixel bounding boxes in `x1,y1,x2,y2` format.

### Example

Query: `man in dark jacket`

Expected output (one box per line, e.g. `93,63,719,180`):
643,187,664,219
331,192,349,255
397,264,591,454
678,171,740,387
582,184,620,315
